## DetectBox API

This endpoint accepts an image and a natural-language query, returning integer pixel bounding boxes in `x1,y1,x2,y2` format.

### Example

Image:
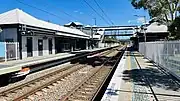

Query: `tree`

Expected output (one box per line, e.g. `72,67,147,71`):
131,0,180,25
131,0,180,39
168,16,180,39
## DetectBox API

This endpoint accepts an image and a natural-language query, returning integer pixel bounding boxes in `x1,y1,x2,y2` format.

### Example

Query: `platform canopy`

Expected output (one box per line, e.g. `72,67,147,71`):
0,8,90,39
139,22,168,33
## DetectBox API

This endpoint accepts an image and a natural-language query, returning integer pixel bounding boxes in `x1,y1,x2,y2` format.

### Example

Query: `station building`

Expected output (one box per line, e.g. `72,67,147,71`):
64,21,102,48
131,22,169,50
0,9,90,60
136,22,169,42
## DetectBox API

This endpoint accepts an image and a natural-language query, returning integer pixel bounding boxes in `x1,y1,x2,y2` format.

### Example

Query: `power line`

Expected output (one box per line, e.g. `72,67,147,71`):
82,0,111,25
93,0,114,25
15,0,71,22
37,1,84,23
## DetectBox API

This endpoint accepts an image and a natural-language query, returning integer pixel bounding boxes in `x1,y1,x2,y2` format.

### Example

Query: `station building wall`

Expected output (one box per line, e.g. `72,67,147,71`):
21,35,55,59
0,28,17,42
0,28,89,59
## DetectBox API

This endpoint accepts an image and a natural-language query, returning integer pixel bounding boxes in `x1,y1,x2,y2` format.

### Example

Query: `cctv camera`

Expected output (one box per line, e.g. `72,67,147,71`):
21,32,26,35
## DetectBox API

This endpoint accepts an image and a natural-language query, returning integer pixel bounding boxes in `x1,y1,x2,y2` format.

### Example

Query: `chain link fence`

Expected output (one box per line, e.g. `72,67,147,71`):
0,42,19,61
139,41,180,79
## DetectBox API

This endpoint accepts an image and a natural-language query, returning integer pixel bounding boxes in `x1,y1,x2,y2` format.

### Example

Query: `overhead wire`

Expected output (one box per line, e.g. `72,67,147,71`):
93,0,114,25
82,0,111,25
35,1,86,24
15,0,71,22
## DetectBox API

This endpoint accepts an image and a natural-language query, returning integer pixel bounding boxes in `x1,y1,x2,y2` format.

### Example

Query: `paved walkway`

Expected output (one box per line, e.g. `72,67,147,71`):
101,50,180,101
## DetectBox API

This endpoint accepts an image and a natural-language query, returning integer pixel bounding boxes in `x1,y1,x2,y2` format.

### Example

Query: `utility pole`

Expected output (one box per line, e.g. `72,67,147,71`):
93,18,96,26
134,15,147,42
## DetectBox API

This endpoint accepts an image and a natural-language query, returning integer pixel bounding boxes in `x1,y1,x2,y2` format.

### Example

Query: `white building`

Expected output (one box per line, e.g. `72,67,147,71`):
0,9,90,60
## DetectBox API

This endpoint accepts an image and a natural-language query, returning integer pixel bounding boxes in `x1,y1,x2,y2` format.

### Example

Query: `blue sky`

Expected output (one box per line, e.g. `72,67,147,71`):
0,0,149,26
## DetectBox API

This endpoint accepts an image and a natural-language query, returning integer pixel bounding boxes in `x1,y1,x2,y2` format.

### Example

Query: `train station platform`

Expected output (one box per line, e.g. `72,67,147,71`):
101,49,180,101
0,46,117,76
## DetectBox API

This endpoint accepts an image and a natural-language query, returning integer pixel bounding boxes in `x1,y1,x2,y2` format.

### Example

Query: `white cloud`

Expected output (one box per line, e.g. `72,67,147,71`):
74,10,78,13
137,17,145,23
79,12,83,14
128,20,131,23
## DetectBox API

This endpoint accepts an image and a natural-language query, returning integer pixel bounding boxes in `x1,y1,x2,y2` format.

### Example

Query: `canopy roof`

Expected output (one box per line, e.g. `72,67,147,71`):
146,22,168,33
0,8,89,38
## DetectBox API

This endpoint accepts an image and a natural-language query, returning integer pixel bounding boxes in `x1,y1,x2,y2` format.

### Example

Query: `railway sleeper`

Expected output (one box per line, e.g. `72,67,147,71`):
67,98,88,101
79,89,95,93
83,84,97,88
89,80,103,85
70,95,90,100
73,93,92,98
76,90,93,95
81,87,94,91
79,87,96,91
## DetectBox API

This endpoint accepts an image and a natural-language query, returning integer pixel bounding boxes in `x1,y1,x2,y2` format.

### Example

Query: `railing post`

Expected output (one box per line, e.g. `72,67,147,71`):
4,42,7,62
15,42,18,60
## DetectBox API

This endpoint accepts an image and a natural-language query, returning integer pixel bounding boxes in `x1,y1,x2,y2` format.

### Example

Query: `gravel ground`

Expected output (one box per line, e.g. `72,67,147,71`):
23,65,98,101
0,62,73,100
1,64,86,101
0,48,120,101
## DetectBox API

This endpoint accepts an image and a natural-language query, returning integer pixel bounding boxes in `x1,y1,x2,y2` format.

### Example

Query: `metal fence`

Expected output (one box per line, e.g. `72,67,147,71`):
0,42,19,61
139,41,180,79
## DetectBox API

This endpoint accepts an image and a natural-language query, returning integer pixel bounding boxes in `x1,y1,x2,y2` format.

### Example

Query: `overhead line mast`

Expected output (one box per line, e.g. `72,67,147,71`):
82,0,111,25
93,0,114,25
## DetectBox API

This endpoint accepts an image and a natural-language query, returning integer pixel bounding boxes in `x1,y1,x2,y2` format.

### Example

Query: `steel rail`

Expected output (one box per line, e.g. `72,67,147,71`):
11,47,118,101
0,47,115,97
13,64,86,101
91,47,126,101
0,63,79,96
60,47,125,101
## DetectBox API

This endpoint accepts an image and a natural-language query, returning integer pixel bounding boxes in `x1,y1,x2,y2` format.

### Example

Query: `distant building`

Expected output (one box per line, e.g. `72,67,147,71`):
64,22,83,29
64,22,101,48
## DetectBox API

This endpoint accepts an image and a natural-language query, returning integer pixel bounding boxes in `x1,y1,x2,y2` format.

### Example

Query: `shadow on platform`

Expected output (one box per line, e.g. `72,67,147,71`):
121,68,180,92
105,88,180,97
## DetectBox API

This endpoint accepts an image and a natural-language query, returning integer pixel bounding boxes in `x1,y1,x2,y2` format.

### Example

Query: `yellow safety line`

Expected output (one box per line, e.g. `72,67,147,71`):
118,51,132,101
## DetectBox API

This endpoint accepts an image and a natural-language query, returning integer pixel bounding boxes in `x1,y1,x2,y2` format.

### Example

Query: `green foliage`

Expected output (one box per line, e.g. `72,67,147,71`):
168,16,180,39
104,36,119,43
130,0,180,39
131,0,179,24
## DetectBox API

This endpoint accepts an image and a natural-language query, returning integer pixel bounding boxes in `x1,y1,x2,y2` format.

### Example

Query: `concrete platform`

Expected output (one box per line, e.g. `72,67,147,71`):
101,50,180,101
0,46,117,75
0,53,74,75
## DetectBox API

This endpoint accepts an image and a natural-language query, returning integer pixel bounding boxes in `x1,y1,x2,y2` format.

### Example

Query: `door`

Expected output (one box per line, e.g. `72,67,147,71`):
48,39,53,54
27,37,33,57
38,39,43,56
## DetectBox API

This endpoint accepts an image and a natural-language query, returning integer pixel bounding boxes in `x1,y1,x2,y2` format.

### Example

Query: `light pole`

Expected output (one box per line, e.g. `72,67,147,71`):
134,15,147,42
93,18,97,26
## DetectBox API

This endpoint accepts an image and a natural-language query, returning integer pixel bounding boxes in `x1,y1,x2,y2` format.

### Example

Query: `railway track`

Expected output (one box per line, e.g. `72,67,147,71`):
0,64,85,101
0,47,121,101
60,47,125,101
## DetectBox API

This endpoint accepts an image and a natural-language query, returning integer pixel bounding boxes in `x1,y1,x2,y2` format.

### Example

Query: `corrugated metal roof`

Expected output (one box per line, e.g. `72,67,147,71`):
0,8,89,38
